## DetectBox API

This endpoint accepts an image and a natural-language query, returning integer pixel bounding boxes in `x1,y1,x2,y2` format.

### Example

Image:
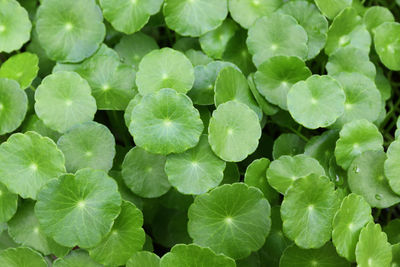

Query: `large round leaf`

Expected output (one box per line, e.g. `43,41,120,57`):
36,0,105,63
129,88,203,155
0,131,65,199
355,222,392,267
267,154,326,195
247,13,308,67
163,0,228,37
122,146,170,198
35,168,122,248
208,101,261,162
34,71,97,133
287,75,345,129
332,193,373,261
89,201,145,266
0,52,39,89
254,56,311,110
160,244,235,267
165,135,226,195
374,22,400,71
136,48,194,95
348,151,400,208
188,183,271,259
281,174,340,249
57,121,116,173
0,78,28,135
0,247,47,267
335,119,383,170
0,0,31,53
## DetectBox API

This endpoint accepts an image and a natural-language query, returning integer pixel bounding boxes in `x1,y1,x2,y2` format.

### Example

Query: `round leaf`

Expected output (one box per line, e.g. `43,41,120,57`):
384,139,400,195
272,133,305,160
332,193,373,261
348,151,400,208
287,75,345,129
34,71,97,133
374,22,400,71
0,247,47,267
0,131,65,199
129,88,203,155
122,146,170,198
0,52,39,89
163,0,228,37
281,174,340,249
160,244,235,267
188,183,271,259
363,6,394,33
89,201,145,266
165,135,226,195
127,251,160,267
57,121,116,173
0,0,31,53
208,101,261,162
35,168,122,248
314,0,351,19
247,13,308,67
136,48,194,95
0,78,28,135
36,0,106,63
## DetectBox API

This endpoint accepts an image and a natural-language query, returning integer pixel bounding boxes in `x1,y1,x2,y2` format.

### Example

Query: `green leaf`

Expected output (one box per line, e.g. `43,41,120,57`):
0,52,39,89
129,88,203,155
355,222,392,267
163,0,228,37
279,1,328,59
36,0,106,63
0,131,65,199
267,154,326,195
0,0,32,53
127,251,160,267
8,200,70,257
89,201,145,266
185,49,213,66
375,66,391,101
199,19,238,59
0,78,28,135
363,6,394,33
348,151,400,208
136,48,194,95
247,13,308,67
325,7,371,56
115,32,159,69
254,56,311,110
392,244,400,267
221,162,240,185
244,158,279,204
124,94,142,128
287,75,345,129
304,130,339,171
0,182,17,223
0,247,47,267
57,121,116,173
160,244,236,267
332,73,382,128
374,22,400,71
214,66,261,118
100,0,163,34
332,193,373,261
35,168,122,248
208,101,261,162
165,134,226,195
247,73,278,116
314,0,352,19
383,219,400,244
122,146,171,198
384,139,400,195
228,0,281,29
335,119,383,170
34,71,97,133
188,183,271,259
21,114,61,142
272,133,306,160
53,250,102,267
281,174,340,249
280,243,350,267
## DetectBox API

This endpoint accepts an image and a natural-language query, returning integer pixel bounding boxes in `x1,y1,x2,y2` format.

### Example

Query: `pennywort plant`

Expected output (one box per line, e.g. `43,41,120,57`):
1,0,400,266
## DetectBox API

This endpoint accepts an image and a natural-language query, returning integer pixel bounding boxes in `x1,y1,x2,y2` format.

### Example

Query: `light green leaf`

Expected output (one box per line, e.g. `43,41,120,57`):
247,73,278,116
363,6,394,33
21,114,61,142
314,0,352,19
384,140,400,195
281,174,340,249
34,71,97,133
124,94,142,128
129,88,203,155
0,182,17,223
272,133,305,160
0,52,38,89
374,22,400,71
0,131,65,199
208,101,261,162
0,247,47,267
127,251,160,267
53,250,102,267
35,168,122,248
188,183,271,259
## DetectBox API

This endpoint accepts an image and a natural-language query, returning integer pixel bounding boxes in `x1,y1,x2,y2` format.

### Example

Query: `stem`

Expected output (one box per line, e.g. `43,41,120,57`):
289,127,309,142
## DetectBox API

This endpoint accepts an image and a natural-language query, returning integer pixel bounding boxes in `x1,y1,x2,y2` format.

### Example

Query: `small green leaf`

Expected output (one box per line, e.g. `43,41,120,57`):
0,52,39,89
127,251,160,267
188,183,271,259
384,139,400,195
363,6,394,33
0,247,47,267
35,168,122,248
374,22,400,71
272,133,305,160
314,0,352,19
